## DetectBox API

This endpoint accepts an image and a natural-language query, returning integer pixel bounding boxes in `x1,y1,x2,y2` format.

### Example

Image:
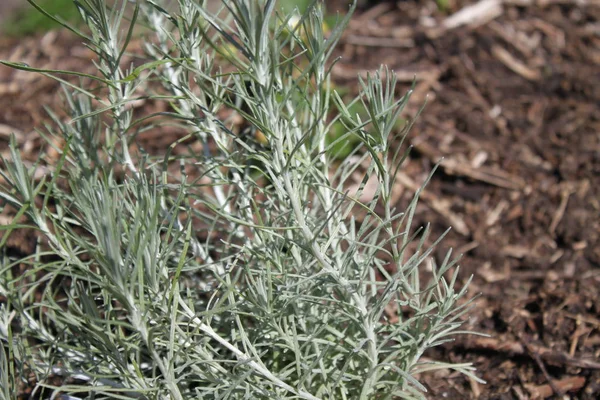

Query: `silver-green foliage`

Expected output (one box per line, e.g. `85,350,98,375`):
0,0,481,399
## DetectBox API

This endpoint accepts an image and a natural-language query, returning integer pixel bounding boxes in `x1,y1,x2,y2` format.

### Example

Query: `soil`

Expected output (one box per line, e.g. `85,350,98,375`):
1,0,599,399
0,0,21,18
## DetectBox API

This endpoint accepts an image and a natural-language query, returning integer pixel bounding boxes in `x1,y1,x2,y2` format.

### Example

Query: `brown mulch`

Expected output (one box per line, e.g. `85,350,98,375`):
1,0,599,399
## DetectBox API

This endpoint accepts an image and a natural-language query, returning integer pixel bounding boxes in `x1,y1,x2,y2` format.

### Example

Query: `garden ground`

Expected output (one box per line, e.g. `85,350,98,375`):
1,0,599,398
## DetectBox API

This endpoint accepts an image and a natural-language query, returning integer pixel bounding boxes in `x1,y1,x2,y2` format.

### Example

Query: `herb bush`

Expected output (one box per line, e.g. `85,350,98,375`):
0,0,482,398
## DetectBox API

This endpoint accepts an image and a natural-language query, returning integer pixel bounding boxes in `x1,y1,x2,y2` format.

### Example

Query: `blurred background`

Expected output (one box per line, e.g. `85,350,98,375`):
1,0,599,398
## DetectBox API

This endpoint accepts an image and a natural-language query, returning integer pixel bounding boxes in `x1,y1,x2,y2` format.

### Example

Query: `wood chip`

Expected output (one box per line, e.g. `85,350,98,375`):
549,189,572,235
414,140,525,190
501,245,530,258
488,21,541,58
427,0,504,38
486,200,508,226
442,0,503,30
478,262,508,282
491,45,542,81
525,376,586,399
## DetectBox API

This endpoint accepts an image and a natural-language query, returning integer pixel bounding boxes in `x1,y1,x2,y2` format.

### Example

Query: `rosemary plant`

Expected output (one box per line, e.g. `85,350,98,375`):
0,0,482,399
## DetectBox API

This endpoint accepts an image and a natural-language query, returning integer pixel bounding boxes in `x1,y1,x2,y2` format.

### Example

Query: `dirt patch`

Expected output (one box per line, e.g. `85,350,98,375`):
1,0,599,398
333,0,599,398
